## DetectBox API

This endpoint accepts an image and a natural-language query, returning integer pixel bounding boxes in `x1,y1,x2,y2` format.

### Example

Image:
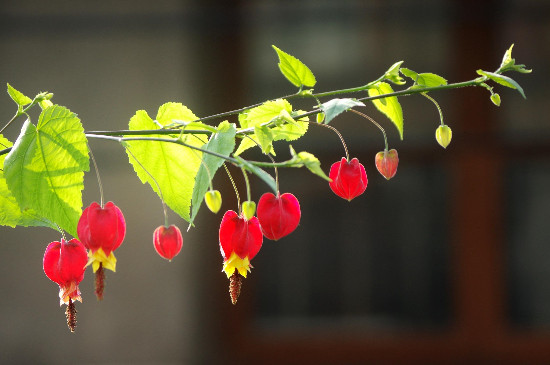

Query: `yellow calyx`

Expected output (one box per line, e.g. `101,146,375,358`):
222,252,252,278
86,247,117,273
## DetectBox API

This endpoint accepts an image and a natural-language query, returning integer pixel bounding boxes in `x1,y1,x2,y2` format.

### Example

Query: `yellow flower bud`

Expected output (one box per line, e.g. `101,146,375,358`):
205,190,222,213
435,125,452,149
241,201,256,221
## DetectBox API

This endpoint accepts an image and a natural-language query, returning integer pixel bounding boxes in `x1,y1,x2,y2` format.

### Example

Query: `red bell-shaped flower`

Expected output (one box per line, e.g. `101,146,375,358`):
43,238,88,306
328,157,368,201
153,225,183,261
219,210,263,278
219,210,263,304
375,149,399,180
77,201,126,273
257,192,301,241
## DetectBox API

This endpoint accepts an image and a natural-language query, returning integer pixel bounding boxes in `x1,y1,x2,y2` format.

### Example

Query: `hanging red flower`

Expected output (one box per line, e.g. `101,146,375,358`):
77,201,126,300
328,157,368,201
43,238,88,332
257,192,301,240
219,210,263,304
153,225,183,261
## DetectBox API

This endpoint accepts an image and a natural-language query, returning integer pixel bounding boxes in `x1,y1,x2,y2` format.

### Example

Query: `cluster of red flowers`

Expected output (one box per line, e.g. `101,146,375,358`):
42,153,399,330
218,154,399,304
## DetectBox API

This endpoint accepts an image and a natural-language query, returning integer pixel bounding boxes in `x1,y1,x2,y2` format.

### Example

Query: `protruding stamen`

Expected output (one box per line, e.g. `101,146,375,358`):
95,263,105,301
66,299,77,332
229,271,243,305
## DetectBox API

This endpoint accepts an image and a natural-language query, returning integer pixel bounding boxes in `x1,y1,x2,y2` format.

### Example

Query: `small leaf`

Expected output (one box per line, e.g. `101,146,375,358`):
384,61,406,85
4,106,90,237
499,44,532,74
235,100,308,156
289,146,330,181
126,103,208,223
272,45,316,88
477,70,526,99
233,155,277,193
367,82,404,139
320,98,365,124
7,83,32,107
190,121,236,225
254,124,274,154
400,68,447,88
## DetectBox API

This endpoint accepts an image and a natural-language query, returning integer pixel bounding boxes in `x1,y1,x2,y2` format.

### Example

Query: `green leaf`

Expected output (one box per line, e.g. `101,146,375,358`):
245,99,293,126
190,121,236,225
126,103,208,222
400,68,448,88
255,124,274,154
289,146,330,181
235,100,309,156
272,45,316,88
233,155,277,194
7,83,32,107
477,70,526,99
0,134,57,229
3,106,89,237
499,44,532,74
320,98,365,124
367,82,404,139
384,61,406,85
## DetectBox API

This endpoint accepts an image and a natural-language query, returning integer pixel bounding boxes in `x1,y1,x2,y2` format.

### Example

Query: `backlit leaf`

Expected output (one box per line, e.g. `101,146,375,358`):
367,82,404,139
3,106,89,236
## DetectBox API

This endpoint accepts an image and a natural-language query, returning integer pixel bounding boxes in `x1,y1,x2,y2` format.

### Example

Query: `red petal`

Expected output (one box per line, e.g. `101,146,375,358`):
43,238,88,286
153,225,183,260
257,192,301,240
219,210,263,260
329,157,368,201
77,201,126,255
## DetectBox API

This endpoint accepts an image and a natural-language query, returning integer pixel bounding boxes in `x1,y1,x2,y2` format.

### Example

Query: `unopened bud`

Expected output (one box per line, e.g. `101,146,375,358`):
435,125,452,149
241,201,256,220
490,93,501,106
375,149,399,180
205,190,222,213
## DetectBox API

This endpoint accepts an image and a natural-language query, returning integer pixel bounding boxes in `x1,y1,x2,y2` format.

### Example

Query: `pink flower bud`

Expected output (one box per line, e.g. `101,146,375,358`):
375,149,399,180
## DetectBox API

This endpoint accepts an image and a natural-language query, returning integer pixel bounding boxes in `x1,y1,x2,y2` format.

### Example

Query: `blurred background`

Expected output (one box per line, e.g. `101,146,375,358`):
0,0,548,364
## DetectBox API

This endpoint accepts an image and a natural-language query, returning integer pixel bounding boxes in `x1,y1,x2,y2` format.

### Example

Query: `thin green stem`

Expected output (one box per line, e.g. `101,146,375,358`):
350,109,388,151
87,144,105,207
224,164,240,210
422,93,445,126
86,129,212,136
86,134,240,165
310,122,349,161
241,167,251,203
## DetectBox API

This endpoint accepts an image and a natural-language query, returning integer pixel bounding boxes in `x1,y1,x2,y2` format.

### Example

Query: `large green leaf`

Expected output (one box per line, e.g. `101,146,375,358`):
367,82,404,140
0,134,56,229
3,106,89,236
189,121,236,225
273,45,316,88
126,103,208,222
